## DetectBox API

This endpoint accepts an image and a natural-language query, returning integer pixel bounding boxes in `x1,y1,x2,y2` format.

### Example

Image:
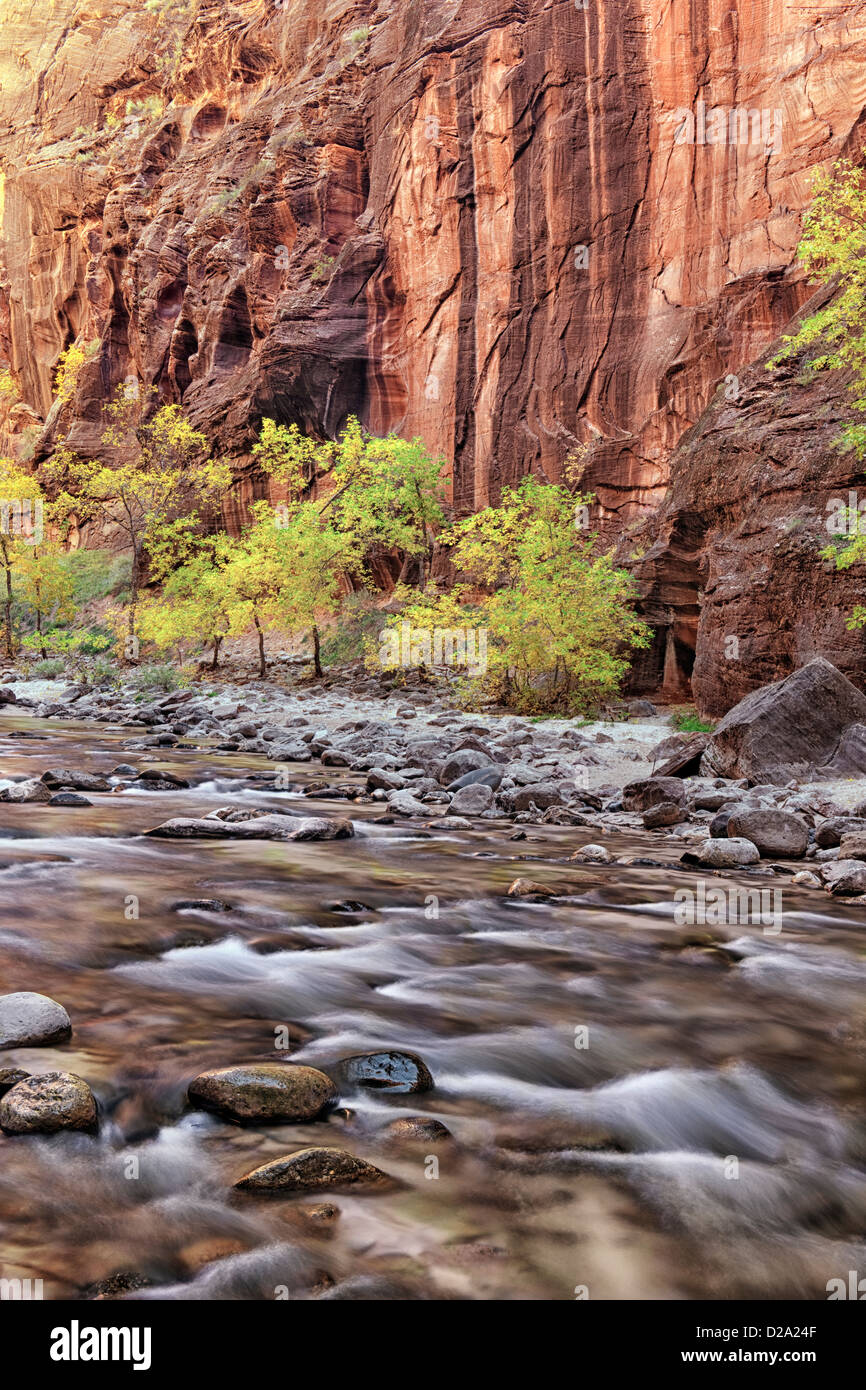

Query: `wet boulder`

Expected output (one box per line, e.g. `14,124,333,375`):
507,877,556,898
0,991,72,1048
621,777,686,812
0,778,52,803
570,843,612,864
383,1116,453,1143
0,1067,29,1096
336,1050,434,1094
134,769,190,790
701,658,866,783
685,837,760,867
145,814,353,841
188,1063,337,1124
40,769,111,792
49,791,93,807
0,1071,97,1134
726,809,809,858
171,898,233,912
234,1147,390,1194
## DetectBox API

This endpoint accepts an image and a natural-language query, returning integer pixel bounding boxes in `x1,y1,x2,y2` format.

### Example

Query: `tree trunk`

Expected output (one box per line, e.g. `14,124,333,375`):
36,606,47,659
2,558,13,660
126,544,140,662
253,613,266,677
312,623,322,678
210,636,222,670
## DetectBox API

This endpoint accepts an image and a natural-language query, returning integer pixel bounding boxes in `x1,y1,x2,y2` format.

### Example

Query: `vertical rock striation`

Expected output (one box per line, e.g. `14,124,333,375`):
0,0,865,702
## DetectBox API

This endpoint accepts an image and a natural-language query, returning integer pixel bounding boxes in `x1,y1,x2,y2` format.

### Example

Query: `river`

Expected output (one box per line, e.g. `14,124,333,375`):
1,709,864,1300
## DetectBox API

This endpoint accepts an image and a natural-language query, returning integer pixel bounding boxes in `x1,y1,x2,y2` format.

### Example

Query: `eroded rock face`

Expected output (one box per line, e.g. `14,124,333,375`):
628,300,866,710
2,0,865,535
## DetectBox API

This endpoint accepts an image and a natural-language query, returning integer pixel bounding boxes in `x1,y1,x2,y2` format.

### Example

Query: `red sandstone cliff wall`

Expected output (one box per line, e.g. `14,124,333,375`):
1,0,865,703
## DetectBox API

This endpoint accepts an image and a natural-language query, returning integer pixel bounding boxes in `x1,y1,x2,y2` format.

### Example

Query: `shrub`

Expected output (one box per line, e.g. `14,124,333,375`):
127,664,184,692
31,657,66,678
672,709,715,733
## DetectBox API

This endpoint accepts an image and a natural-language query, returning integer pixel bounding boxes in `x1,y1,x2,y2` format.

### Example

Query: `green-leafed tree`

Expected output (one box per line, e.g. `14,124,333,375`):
0,459,48,657
379,476,650,714
43,389,231,654
252,414,449,585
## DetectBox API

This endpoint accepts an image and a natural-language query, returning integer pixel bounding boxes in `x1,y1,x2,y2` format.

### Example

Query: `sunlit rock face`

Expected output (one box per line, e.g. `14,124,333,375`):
0,1,865,701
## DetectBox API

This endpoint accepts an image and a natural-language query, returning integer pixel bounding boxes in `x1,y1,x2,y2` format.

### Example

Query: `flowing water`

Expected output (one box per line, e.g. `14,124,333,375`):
1,712,865,1301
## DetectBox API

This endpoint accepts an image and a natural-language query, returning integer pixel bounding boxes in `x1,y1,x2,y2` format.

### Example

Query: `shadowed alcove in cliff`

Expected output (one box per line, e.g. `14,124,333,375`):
628,511,705,701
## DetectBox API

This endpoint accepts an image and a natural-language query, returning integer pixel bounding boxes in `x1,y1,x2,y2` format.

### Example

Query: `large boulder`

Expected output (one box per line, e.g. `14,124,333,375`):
685,837,760,867
837,832,866,862
449,782,494,815
726,809,809,859
336,1050,434,1094
145,814,353,840
511,782,565,812
0,992,71,1049
621,777,686,812
824,724,866,775
701,658,866,783
815,817,866,849
820,859,866,895
652,733,709,777
188,1063,336,1124
0,1071,97,1134
40,769,111,792
437,749,492,785
0,778,52,803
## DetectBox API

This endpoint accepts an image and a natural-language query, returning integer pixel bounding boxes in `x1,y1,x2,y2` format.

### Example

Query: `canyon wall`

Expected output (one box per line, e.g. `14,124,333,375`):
627,282,866,712
0,0,865,701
